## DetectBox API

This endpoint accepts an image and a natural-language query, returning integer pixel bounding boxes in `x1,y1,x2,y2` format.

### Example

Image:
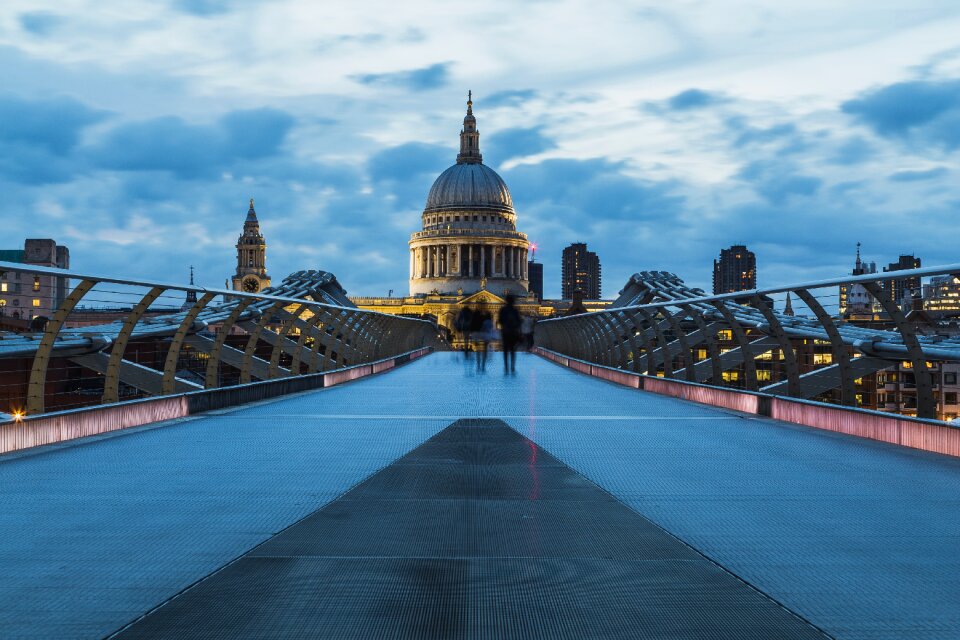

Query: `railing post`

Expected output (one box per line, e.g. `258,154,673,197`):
710,301,758,391
268,303,307,378
661,306,696,382
679,304,722,384
751,295,801,397
205,299,255,388
27,279,96,415
637,308,673,377
863,281,936,419
102,286,166,404
794,288,856,406
241,301,287,383
162,292,216,394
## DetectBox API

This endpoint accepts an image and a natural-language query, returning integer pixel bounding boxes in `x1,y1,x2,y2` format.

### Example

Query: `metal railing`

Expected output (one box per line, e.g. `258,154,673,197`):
535,264,960,420
0,261,437,419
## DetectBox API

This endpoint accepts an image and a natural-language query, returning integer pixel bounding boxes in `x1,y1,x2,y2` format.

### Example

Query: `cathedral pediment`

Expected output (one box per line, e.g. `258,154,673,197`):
459,290,506,305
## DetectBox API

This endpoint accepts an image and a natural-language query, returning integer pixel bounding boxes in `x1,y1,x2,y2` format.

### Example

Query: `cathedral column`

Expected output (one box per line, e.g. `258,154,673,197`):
468,245,474,277
433,246,439,278
410,249,414,279
445,245,451,276
479,244,485,279
506,247,512,278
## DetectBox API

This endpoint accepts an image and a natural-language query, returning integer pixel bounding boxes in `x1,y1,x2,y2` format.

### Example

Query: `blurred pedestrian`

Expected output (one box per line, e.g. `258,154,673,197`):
469,308,488,371
454,306,474,358
521,315,535,350
498,294,522,374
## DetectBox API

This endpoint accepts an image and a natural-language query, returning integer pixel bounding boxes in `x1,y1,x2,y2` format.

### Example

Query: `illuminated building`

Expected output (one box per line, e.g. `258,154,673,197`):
712,244,755,295
231,198,271,294
354,94,541,337
882,254,921,309
561,243,601,300
924,275,960,313
0,239,69,323
839,242,877,316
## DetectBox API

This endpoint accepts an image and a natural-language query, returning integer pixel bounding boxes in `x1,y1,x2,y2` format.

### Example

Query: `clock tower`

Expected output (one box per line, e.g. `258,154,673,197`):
231,198,271,294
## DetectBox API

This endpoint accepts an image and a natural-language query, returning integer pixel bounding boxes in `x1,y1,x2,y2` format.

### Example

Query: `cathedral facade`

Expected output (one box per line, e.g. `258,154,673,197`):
354,94,542,337
408,93,531,298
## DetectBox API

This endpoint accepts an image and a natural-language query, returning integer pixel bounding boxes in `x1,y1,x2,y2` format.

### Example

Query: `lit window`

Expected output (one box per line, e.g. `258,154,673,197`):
32,299,41,307
33,277,40,291
0,283,5,292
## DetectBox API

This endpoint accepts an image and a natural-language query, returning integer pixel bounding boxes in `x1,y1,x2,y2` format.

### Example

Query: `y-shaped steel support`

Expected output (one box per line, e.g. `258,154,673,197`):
27,279,96,415
162,292,216,394
102,287,166,404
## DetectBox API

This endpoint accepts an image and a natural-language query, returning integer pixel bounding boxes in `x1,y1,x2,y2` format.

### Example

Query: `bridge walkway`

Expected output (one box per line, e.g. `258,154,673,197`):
0,353,958,638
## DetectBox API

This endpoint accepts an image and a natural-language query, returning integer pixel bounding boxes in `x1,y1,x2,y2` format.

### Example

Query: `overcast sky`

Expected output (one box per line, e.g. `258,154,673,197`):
2,1,959,299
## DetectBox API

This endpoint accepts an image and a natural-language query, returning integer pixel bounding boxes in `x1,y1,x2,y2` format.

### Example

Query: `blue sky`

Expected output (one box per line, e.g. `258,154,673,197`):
2,1,959,299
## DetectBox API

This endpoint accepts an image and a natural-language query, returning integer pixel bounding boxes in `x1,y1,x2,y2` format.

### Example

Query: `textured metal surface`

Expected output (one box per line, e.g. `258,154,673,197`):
5,354,960,639
116,419,825,639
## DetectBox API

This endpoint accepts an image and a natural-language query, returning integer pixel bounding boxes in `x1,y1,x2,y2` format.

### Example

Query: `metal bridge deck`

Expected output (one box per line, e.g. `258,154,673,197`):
1,353,959,639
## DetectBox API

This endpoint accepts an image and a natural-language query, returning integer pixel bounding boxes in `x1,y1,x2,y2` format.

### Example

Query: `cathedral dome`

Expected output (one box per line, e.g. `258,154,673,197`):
424,162,514,214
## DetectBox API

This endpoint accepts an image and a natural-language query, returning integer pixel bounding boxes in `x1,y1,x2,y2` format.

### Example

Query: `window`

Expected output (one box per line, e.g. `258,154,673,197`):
945,393,958,405
33,277,40,291
32,299,41,307
945,372,958,385
812,353,833,365
0,283,5,292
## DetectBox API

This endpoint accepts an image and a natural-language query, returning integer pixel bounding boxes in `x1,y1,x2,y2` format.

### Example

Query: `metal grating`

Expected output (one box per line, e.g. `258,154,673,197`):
114,420,827,639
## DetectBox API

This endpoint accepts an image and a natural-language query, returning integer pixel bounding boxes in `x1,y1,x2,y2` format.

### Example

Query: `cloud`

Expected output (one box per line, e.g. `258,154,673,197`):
737,160,822,204
366,142,450,209
889,167,949,182
171,0,233,16
18,12,62,36
0,94,107,154
666,88,725,110
484,127,555,163
352,63,451,91
830,137,874,165
842,78,960,149
727,117,799,148
482,89,538,108
219,108,296,158
87,108,295,178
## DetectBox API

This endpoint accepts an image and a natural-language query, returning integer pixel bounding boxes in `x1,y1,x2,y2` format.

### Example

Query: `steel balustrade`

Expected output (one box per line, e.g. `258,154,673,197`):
536,265,960,420
0,261,436,417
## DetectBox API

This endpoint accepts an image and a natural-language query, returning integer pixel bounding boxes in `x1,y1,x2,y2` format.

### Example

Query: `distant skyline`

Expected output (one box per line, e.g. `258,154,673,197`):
1,1,959,298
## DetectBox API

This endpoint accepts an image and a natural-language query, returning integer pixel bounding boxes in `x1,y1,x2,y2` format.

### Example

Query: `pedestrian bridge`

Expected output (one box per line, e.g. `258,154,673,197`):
2,353,959,639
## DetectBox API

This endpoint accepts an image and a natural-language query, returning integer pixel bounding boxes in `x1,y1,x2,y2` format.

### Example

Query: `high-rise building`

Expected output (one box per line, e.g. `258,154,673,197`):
883,254,921,308
924,275,960,312
839,242,877,316
561,243,601,300
528,260,544,300
231,198,271,294
0,239,69,321
712,244,756,294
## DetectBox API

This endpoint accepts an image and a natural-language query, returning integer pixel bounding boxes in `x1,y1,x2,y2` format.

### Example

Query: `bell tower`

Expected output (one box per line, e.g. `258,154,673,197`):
231,198,271,294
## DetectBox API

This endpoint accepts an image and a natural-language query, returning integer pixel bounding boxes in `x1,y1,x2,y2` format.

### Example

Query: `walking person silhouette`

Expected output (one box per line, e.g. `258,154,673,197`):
498,294,522,374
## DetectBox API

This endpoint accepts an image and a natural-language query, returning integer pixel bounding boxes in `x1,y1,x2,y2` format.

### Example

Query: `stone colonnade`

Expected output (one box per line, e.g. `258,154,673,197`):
410,243,529,280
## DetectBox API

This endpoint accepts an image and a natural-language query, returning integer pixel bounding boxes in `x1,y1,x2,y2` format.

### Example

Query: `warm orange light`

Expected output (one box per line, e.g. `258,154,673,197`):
11,410,25,422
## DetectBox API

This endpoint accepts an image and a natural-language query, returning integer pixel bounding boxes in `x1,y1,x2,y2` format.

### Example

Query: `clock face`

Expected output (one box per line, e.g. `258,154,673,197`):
242,278,260,293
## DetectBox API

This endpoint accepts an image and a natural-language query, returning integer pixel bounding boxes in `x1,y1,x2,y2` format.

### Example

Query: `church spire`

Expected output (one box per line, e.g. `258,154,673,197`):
457,91,482,164
182,265,198,310
783,292,795,316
